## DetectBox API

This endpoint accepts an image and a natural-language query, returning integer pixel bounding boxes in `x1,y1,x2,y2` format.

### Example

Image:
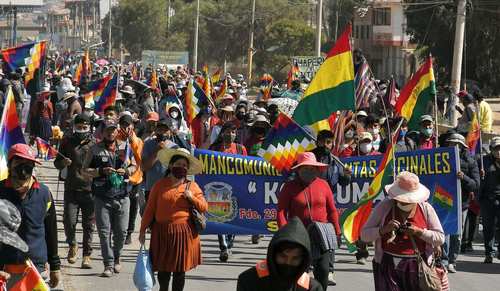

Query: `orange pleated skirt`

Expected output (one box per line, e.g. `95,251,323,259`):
149,221,201,272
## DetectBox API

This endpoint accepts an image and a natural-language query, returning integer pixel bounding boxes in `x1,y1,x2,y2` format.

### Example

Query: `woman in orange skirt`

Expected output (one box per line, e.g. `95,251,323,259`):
139,148,207,291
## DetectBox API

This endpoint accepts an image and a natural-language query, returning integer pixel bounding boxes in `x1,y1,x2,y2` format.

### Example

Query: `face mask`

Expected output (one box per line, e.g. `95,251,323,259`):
397,202,415,212
399,129,408,138
75,131,90,140
236,112,246,120
276,264,301,278
254,127,266,136
422,128,433,138
170,110,179,119
171,166,187,179
359,143,372,154
13,164,34,181
369,128,380,135
298,168,319,183
103,138,114,146
222,134,235,144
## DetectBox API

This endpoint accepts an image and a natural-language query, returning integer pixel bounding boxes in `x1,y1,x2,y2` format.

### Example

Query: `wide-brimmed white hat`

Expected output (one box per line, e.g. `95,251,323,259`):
385,171,430,203
158,148,203,175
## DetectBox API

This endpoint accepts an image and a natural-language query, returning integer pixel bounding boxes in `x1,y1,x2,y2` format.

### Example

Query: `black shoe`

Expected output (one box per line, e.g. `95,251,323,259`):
219,250,229,262
251,235,261,244
484,256,493,264
125,234,132,245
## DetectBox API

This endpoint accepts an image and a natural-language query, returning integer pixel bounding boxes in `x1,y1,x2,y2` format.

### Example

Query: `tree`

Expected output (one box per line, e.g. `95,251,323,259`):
110,0,315,80
102,0,168,59
405,0,500,95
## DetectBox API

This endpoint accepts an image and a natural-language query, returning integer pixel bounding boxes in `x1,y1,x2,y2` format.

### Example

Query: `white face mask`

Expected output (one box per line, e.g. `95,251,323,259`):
74,128,90,134
170,110,179,119
359,143,372,154
345,130,354,139
397,202,415,212
370,128,380,135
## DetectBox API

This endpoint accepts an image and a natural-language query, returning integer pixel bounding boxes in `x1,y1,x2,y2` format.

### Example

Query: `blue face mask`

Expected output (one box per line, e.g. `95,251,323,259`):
422,128,433,138
399,129,408,138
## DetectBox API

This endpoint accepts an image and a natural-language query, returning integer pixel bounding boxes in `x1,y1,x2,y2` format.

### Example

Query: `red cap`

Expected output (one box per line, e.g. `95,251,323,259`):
146,112,159,122
8,144,41,164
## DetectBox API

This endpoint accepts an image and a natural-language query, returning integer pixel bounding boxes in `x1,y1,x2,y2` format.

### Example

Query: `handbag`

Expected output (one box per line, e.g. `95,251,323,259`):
304,189,337,254
184,181,207,232
409,235,442,291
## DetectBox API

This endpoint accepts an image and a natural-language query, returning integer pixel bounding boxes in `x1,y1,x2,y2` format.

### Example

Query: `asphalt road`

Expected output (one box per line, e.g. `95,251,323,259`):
34,162,500,291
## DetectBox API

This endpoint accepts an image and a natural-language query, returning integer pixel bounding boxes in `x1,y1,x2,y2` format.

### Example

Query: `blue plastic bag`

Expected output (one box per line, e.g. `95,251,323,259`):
133,245,156,291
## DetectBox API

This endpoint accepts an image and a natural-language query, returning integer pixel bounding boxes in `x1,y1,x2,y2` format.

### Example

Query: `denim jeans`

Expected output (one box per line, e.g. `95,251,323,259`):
442,209,468,266
63,190,95,256
95,196,130,267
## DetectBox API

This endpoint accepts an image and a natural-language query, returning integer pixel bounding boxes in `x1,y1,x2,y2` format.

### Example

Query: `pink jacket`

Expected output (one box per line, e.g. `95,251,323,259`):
361,199,445,263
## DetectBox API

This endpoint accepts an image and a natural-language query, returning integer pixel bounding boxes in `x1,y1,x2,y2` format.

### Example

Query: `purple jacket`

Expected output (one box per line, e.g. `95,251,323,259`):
361,199,445,263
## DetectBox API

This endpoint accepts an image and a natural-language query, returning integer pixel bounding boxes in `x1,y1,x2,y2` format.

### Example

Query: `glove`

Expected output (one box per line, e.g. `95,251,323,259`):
49,270,61,288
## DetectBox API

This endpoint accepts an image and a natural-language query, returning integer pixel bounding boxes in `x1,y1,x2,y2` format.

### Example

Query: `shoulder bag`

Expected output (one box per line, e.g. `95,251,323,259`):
185,181,207,232
304,189,337,254
409,232,442,291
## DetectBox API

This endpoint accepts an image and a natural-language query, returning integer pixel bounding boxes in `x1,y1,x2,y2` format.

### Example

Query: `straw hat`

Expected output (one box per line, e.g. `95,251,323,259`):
158,148,203,175
385,171,430,203
291,152,328,170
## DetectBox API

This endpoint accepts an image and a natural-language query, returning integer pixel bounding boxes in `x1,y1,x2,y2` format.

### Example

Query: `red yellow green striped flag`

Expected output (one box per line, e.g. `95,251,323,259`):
292,24,355,126
341,126,400,247
394,57,436,130
432,185,453,210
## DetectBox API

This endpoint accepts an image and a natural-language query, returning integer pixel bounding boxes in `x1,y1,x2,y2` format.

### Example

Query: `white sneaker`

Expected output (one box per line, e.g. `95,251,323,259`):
328,272,337,286
448,264,457,273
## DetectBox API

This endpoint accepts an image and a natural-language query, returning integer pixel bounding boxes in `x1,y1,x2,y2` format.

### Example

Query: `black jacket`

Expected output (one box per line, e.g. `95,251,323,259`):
311,147,350,193
54,134,96,192
479,154,500,202
458,148,480,209
237,217,323,291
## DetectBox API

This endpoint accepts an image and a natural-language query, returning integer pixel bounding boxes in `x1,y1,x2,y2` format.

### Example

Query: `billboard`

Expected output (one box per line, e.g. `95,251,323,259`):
141,50,189,67
291,56,325,80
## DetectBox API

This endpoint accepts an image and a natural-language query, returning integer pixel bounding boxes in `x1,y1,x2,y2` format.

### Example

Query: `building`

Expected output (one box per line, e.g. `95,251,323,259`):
353,0,416,86
64,0,101,45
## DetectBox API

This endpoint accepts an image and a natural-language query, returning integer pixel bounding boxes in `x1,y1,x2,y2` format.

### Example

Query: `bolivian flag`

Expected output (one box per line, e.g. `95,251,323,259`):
394,57,436,130
341,126,399,247
292,24,355,126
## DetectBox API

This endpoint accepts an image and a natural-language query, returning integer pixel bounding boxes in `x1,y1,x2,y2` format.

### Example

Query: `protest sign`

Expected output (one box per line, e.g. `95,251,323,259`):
195,147,461,235
291,56,325,80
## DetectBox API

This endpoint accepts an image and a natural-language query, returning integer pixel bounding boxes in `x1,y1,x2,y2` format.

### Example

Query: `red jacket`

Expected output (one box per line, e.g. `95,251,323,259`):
277,177,341,235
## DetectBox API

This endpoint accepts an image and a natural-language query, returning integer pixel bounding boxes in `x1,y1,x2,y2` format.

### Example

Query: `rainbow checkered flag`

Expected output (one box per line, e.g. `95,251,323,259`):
257,113,316,172
35,137,58,160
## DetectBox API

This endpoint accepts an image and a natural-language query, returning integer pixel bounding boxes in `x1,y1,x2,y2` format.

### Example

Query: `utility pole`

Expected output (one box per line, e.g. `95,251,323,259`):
108,0,112,59
315,0,323,57
193,0,200,71
167,0,172,38
450,0,466,126
12,7,17,46
247,0,256,84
